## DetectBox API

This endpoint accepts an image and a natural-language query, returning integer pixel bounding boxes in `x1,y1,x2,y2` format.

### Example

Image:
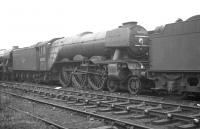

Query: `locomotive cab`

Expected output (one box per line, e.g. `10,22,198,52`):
36,42,49,71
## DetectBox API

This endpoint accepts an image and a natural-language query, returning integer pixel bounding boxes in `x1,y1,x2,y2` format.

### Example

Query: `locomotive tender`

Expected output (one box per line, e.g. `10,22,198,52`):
148,15,200,96
1,15,200,96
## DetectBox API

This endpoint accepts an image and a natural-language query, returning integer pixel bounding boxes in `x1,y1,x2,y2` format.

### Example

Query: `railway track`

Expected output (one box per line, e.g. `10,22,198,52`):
1,81,200,129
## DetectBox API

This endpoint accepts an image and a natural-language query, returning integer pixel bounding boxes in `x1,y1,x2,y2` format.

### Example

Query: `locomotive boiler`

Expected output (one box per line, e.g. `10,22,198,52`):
56,22,148,61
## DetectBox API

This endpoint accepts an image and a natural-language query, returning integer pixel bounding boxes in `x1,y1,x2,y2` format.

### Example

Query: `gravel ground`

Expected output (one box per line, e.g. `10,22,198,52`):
2,82,198,129
0,93,106,129
0,95,55,129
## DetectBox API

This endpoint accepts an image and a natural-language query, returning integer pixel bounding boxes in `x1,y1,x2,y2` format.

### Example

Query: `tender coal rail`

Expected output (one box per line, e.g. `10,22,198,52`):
1,81,200,129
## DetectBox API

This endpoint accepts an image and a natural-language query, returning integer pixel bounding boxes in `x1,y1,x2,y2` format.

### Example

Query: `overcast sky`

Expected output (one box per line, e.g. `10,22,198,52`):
0,0,199,49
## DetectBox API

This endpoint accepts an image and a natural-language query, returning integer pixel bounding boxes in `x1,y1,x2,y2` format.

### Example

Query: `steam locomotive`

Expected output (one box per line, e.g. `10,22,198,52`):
1,15,200,96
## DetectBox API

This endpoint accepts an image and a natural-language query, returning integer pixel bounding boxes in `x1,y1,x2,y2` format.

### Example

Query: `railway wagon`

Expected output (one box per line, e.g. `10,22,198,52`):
148,15,200,96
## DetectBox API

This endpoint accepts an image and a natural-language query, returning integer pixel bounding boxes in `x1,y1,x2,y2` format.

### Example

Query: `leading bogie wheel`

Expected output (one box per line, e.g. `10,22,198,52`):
127,77,141,95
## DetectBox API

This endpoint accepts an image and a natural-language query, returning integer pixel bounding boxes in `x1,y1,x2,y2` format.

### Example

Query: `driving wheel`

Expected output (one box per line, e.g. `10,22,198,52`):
88,67,107,90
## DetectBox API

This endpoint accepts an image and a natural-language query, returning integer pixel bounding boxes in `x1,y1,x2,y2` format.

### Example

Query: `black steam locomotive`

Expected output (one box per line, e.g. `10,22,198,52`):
1,15,200,96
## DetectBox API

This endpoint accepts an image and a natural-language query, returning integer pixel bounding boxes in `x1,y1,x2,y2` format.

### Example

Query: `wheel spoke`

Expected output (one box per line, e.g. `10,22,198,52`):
88,67,107,91
71,68,87,89
88,74,106,90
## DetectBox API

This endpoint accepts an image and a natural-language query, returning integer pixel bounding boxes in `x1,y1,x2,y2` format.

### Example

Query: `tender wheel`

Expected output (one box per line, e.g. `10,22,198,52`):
127,77,141,95
71,68,87,89
107,79,119,92
59,66,72,87
88,67,107,90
